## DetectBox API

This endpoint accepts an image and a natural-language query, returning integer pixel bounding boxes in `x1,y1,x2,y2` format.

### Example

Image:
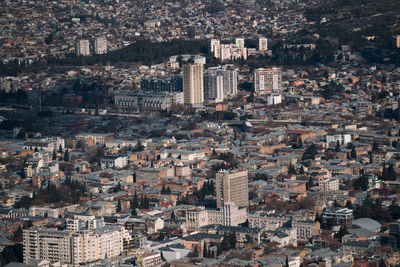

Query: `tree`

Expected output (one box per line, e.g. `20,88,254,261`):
203,242,207,258
285,256,289,267
302,144,318,160
246,92,255,103
134,140,145,152
166,187,171,194
335,140,341,152
299,166,305,175
353,173,369,191
58,144,63,153
228,232,236,249
34,147,39,152
161,185,166,194
351,147,357,158
372,140,379,152
345,200,353,209
116,200,121,212
334,225,349,240
63,149,70,162
171,210,176,219
288,164,297,175
307,177,314,189
52,149,57,160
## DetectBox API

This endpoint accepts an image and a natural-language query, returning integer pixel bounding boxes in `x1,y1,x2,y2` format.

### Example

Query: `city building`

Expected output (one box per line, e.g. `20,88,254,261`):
204,74,224,103
75,39,90,56
267,93,282,105
258,37,269,51
135,251,162,267
140,75,183,93
183,64,204,107
114,90,173,112
322,208,353,226
253,68,282,95
235,38,245,48
216,170,249,208
185,202,247,231
23,224,126,265
93,37,108,55
210,39,221,53
326,134,352,146
100,154,128,169
319,178,339,192
292,220,321,241
208,66,238,97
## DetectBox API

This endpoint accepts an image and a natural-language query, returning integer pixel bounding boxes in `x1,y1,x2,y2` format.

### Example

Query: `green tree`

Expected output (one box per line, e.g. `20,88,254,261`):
134,140,145,152
116,200,121,212
345,200,353,209
372,140,379,152
246,92,255,103
52,149,57,160
58,145,63,153
335,140,341,152
166,187,171,194
63,149,70,162
351,147,357,158
171,210,176,219
288,164,297,175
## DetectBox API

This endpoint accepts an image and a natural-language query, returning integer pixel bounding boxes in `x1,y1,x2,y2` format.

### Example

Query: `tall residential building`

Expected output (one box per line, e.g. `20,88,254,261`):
216,170,249,209
235,38,245,48
208,66,238,97
210,39,220,53
23,215,129,265
75,39,90,56
253,67,282,95
183,64,204,107
204,74,224,103
94,37,108,54
258,37,268,51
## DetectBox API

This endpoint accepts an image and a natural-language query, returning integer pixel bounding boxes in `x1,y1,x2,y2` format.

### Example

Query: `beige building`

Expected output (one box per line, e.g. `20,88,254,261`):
185,202,247,231
23,216,128,265
183,64,204,107
292,220,320,241
216,170,249,208
319,178,339,192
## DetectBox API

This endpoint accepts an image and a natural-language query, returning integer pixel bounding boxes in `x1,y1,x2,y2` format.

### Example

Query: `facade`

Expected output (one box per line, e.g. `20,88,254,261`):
140,75,183,93
136,251,162,267
23,216,127,265
114,90,173,111
292,220,321,241
100,155,128,169
235,38,245,48
210,39,221,53
75,39,90,56
254,68,282,95
258,37,268,51
326,134,352,146
208,66,238,97
93,37,108,54
213,43,247,62
267,93,282,105
248,214,291,229
322,208,353,226
185,202,247,231
204,74,224,103
216,170,249,208
319,178,339,192
183,64,204,107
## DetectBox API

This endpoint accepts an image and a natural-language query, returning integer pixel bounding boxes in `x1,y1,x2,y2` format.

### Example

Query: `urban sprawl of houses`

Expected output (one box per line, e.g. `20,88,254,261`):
1,0,400,267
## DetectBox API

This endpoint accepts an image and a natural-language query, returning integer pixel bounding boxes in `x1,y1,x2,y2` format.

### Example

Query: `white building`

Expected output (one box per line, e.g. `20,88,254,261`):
75,39,90,56
248,214,291,229
319,178,339,192
208,66,238,97
235,38,245,48
210,39,220,53
100,155,128,169
267,93,282,105
94,37,108,55
258,37,268,51
204,74,224,103
185,202,247,231
326,134,351,146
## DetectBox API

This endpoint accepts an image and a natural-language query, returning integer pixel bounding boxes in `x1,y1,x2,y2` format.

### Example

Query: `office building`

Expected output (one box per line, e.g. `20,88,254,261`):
183,64,204,107
253,68,282,95
75,39,90,56
93,37,108,54
114,90,173,112
216,170,249,209
204,74,224,103
258,37,268,51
